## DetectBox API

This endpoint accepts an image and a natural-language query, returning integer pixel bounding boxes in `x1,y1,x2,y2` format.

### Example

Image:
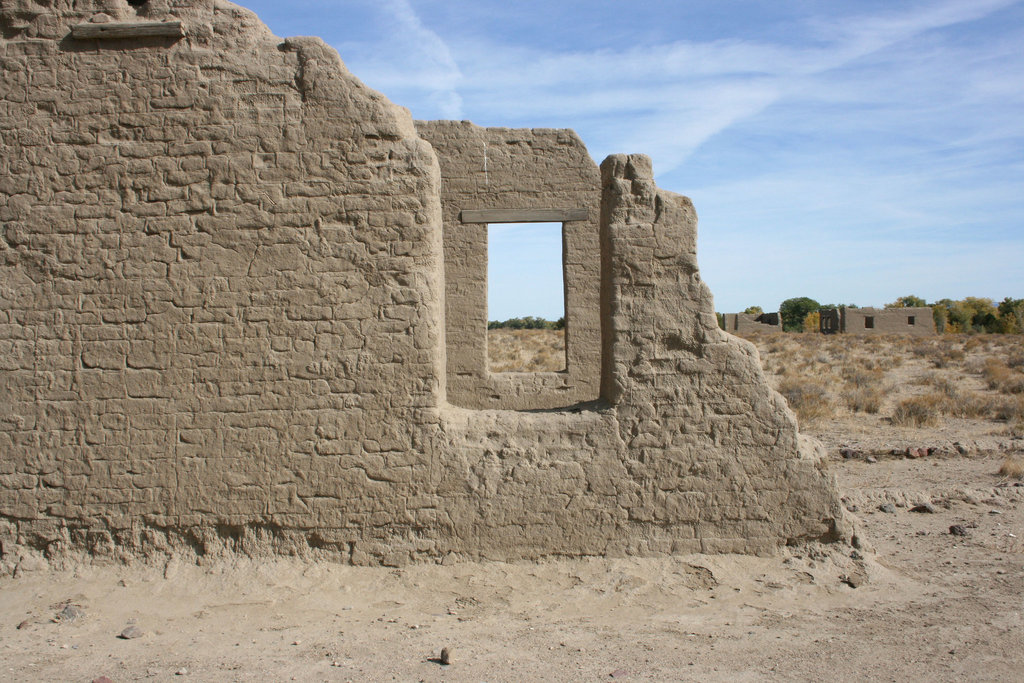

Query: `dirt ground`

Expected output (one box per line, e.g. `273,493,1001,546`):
2,334,1022,682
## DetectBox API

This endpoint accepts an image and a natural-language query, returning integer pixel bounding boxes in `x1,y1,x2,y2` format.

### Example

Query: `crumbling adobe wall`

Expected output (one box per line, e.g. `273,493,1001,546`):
0,0,449,563
724,312,781,335
0,0,848,566
841,307,935,336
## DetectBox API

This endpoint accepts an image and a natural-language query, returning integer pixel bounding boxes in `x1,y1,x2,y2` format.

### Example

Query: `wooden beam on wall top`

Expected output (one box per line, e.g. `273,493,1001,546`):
70,21,185,40
459,208,589,224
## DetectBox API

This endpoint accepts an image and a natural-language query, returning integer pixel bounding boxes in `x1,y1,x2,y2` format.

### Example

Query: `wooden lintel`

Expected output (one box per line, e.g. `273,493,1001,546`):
459,208,589,224
70,21,185,40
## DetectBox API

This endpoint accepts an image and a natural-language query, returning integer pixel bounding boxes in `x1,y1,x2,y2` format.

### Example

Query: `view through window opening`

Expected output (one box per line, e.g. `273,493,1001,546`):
486,222,566,373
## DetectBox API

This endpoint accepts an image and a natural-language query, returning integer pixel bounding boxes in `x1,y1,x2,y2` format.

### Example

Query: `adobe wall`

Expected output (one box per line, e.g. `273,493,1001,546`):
0,0,848,566
724,312,781,335
840,307,935,336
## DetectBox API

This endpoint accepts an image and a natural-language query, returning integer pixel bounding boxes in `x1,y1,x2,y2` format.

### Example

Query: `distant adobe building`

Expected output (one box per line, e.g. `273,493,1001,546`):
820,307,935,336
723,312,781,335
0,0,849,565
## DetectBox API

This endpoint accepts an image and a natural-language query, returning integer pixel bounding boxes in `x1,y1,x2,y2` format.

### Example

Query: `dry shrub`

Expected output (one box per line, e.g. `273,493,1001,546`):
844,386,885,413
982,358,1024,394
777,376,835,425
994,396,1024,422
890,394,944,427
488,328,565,372
997,455,1024,480
945,391,1002,419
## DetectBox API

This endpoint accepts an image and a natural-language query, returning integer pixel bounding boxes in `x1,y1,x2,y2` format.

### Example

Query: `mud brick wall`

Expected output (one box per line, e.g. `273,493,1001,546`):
0,0,848,566
0,0,447,562
841,307,935,336
724,312,781,335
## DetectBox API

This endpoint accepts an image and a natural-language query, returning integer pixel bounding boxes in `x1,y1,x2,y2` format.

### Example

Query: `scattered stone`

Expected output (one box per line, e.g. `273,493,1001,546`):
850,550,863,561
910,503,936,514
92,677,114,683
17,619,30,630
839,447,860,459
949,525,970,537
841,571,867,588
175,668,188,676
610,669,629,678
879,503,897,514
57,605,85,623
439,647,452,665
119,625,144,640
954,442,968,455
988,509,1003,515
89,13,111,24
865,456,878,464
905,447,928,459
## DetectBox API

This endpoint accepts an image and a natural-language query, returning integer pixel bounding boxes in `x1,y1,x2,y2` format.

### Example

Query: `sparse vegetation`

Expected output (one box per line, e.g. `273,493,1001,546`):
997,454,1024,479
488,327,565,372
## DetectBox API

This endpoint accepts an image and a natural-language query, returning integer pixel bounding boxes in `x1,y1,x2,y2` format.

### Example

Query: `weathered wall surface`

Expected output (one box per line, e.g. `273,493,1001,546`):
838,307,935,336
0,0,448,563
0,0,848,566
724,312,781,335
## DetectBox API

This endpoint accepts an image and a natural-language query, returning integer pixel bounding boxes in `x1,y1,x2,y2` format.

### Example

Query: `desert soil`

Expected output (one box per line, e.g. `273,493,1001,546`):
2,333,1022,682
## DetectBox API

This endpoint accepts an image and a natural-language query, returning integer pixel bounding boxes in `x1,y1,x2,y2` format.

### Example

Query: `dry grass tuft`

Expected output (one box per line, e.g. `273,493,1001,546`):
777,375,835,425
890,394,944,427
487,328,565,372
997,454,1024,479
982,358,1024,394
843,386,885,413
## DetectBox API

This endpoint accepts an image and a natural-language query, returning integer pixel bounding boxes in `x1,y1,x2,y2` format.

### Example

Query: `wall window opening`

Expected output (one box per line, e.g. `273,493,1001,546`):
908,316,915,325
486,222,566,373
865,316,875,329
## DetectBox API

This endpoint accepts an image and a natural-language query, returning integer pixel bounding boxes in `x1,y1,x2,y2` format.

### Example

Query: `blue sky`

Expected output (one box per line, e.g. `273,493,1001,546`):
237,0,1024,318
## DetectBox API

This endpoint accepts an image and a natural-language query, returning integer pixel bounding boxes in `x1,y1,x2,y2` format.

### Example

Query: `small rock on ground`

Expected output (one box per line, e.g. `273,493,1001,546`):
119,625,144,640
949,525,970,536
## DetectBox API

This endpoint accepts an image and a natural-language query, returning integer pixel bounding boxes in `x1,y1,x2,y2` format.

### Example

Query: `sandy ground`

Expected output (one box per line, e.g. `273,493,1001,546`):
3,335,1023,681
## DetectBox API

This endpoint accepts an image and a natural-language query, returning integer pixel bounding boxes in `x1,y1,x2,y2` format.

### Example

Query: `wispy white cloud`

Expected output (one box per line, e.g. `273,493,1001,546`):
346,0,464,119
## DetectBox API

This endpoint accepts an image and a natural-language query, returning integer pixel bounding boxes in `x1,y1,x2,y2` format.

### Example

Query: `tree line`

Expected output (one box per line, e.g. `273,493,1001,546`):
744,296,1024,333
487,316,566,330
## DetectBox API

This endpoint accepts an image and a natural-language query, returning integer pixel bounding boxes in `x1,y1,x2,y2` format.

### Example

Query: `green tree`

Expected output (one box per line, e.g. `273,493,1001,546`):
743,306,763,315
886,295,927,308
997,297,1024,334
780,297,821,332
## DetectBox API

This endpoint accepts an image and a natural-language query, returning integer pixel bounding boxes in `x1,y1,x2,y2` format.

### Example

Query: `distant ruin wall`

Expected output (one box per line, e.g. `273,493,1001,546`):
724,312,781,335
0,0,847,565
821,307,935,336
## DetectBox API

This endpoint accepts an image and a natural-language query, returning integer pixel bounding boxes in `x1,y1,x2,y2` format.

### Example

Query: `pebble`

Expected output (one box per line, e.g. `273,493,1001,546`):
865,456,878,464
949,525,970,537
17,619,30,630
119,625,144,640
439,646,452,665
879,503,897,514
176,668,188,676
910,503,936,514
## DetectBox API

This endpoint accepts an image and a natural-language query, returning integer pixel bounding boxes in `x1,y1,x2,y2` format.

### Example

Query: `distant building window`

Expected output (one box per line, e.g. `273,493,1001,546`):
908,316,915,325
865,316,875,329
